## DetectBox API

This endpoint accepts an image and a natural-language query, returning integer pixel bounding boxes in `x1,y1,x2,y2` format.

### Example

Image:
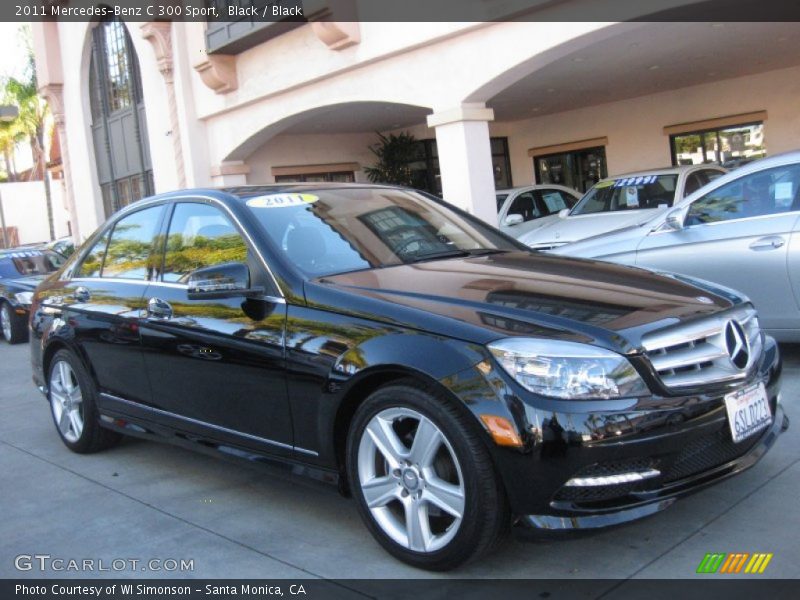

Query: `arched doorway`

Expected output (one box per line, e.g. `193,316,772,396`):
89,18,154,217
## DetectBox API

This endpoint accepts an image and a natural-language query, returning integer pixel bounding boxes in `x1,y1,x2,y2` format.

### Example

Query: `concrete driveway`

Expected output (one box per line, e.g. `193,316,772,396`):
1,340,798,582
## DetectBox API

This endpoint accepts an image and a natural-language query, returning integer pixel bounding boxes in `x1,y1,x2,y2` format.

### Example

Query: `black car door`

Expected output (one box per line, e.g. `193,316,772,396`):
58,204,166,404
137,199,292,455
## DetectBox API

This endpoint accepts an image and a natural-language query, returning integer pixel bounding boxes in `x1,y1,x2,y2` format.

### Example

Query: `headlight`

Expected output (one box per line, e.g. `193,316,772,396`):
487,338,649,400
14,291,34,306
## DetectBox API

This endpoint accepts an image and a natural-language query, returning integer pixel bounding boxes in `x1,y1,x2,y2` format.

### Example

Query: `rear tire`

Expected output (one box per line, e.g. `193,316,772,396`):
346,380,510,571
47,349,121,453
0,302,27,344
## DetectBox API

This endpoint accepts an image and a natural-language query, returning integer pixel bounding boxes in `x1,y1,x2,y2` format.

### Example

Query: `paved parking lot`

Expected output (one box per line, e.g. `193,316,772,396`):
1,340,798,582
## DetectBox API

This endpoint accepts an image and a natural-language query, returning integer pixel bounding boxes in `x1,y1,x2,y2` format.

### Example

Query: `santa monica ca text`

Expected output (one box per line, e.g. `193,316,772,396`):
16,584,307,596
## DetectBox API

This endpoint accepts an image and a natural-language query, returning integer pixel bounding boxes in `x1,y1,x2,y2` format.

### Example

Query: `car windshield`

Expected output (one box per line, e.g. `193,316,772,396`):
495,194,509,211
246,188,522,277
0,249,65,278
571,175,679,215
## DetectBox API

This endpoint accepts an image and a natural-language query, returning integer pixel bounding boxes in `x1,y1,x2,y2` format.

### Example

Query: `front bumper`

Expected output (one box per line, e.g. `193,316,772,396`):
448,334,787,527
519,402,788,530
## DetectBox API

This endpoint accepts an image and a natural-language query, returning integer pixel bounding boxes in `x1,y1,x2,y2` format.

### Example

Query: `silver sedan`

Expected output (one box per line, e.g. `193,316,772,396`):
551,150,800,341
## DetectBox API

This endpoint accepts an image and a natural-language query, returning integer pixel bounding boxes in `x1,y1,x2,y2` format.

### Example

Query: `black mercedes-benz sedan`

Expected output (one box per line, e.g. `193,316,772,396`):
1,248,66,344
29,184,787,570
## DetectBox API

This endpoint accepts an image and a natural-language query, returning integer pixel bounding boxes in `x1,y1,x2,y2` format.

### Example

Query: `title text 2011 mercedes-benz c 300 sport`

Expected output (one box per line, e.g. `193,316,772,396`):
29,185,788,570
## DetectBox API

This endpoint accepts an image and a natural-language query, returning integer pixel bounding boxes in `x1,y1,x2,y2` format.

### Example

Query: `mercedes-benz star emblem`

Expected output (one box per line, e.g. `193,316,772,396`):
725,320,750,370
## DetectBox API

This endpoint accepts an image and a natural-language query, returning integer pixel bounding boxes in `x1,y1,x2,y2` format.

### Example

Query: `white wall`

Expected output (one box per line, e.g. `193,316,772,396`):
0,181,69,245
493,65,800,186
246,132,377,183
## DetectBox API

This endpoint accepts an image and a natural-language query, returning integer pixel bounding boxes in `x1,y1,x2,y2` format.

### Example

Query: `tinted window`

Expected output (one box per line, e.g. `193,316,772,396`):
704,169,724,183
102,206,163,280
77,233,110,277
683,172,705,197
507,192,539,222
495,194,509,212
0,250,65,278
246,189,519,277
162,203,248,283
572,175,678,215
686,164,800,226
538,189,573,214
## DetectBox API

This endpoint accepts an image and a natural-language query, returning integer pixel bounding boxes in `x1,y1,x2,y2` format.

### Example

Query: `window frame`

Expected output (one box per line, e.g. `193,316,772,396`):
69,203,168,282
669,121,764,167
154,198,282,299
98,204,168,281
684,163,800,228
158,200,252,285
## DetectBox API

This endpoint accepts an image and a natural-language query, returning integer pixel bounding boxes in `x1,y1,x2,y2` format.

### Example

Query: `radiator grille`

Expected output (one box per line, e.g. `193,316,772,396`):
642,305,761,390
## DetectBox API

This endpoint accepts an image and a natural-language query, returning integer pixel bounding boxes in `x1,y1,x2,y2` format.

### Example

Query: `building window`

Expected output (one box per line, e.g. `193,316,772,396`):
102,20,133,111
204,1,305,55
533,147,606,194
89,19,154,217
408,137,511,195
275,171,355,183
670,122,765,169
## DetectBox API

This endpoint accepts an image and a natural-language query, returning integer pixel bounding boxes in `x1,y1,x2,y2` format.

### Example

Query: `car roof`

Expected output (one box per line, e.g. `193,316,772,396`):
495,184,577,194
603,164,723,180
220,182,402,199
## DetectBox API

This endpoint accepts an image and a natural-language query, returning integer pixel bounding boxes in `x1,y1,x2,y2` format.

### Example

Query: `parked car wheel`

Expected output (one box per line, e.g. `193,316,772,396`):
347,381,509,570
0,302,27,344
48,349,121,453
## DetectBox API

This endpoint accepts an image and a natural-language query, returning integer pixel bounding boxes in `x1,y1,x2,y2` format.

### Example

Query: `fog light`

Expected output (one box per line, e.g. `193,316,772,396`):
565,468,661,487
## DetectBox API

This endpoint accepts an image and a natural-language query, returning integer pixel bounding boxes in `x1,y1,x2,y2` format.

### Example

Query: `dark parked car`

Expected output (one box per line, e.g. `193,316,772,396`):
0,248,66,344
30,185,787,570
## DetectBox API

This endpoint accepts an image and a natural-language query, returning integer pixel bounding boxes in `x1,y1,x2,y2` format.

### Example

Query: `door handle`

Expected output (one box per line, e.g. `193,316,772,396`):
74,286,91,303
147,297,173,320
749,236,785,251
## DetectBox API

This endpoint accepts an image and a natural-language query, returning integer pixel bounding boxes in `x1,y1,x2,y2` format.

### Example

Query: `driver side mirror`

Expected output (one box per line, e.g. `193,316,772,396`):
664,207,688,231
187,262,264,300
558,208,570,219
503,213,524,227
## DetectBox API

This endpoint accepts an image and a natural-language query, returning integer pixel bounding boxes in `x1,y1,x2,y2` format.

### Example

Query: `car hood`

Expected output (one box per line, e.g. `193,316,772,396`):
5,274,45,290
519,209,664,247
308,252,735,354
549,223,650,260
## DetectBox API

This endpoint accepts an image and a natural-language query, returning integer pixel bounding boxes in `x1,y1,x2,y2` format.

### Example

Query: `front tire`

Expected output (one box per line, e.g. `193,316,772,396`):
346,381,509,571
47,349,121,453
0,302,27,344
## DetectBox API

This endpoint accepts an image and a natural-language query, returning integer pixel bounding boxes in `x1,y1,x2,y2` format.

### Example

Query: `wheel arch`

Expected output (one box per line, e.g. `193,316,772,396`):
332,364,494,495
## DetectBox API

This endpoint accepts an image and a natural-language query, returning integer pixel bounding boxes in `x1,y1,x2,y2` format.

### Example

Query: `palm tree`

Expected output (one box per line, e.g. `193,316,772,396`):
2,25,54,239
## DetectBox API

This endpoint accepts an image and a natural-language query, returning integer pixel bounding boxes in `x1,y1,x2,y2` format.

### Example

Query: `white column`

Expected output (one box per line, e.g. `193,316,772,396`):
427,104,497,226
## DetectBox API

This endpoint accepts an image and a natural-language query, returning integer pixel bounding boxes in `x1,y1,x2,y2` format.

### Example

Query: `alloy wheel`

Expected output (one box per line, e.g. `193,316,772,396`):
1,304,10,341
357,407,465,553
50,360,84,443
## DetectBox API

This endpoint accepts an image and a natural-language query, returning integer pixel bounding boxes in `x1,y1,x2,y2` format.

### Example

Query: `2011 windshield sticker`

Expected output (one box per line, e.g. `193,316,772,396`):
246,194,319,208
613,175,658,187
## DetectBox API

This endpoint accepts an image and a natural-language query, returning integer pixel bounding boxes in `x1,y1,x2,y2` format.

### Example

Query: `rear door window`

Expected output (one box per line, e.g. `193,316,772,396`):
101,206,164,280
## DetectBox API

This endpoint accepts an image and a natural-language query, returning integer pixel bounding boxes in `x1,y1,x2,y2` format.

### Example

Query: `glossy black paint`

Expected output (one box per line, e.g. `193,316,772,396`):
29,185,787,525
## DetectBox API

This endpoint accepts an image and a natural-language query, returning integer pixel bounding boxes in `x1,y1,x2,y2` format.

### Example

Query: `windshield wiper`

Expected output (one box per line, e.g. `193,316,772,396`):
403,248,508,264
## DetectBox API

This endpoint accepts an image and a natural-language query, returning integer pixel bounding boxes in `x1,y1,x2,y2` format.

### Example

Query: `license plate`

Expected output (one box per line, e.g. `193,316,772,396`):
724,383,772,444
